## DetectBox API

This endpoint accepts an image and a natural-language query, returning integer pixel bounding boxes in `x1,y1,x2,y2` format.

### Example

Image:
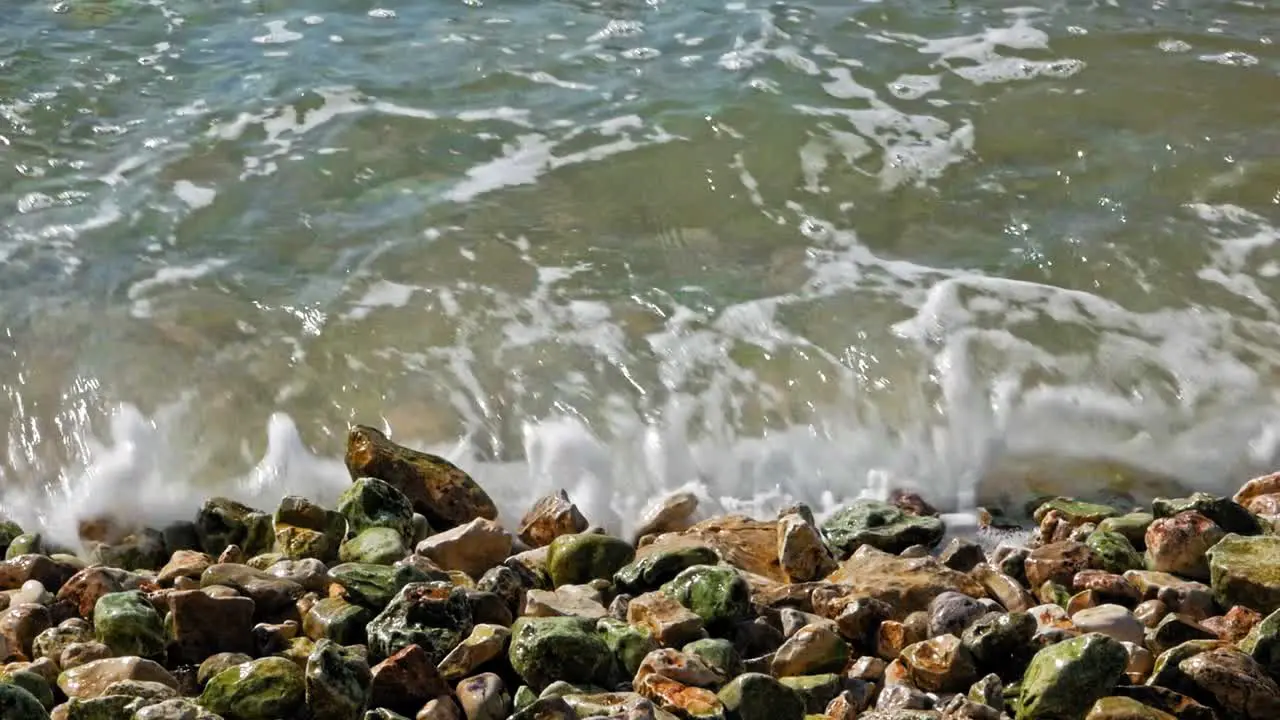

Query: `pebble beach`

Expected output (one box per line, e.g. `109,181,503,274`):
0,425,1279,720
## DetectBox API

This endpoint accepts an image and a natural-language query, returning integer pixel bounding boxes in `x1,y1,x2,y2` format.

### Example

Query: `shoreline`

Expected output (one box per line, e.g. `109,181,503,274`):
0,424,1275,719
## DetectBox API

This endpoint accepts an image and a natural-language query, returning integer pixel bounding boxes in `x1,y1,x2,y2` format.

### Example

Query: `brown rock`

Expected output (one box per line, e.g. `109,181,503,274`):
345,425,497,530
60,641,112,671
438,625,510,682
1234,472,1280,509
56,567,139,619
523,587,608,619
0,603,50,659
890,490,939,517
58,656,177,699
518,491,589,549
637,515,782,582
417,519,512,578
627,591,705,647
633,492,700,542
824,546,986,620
1210,605,1262,643
1084,696,1175,720
157,550,213,586
897,633,976,692
418,696,464,720
777,512,836,583
636,648,723,687
0,555,77,594
1144,512,1224,581
455,672,509,720
167,590,254,664
1074,570,1142,606
370,644,450,715
811,588,893,644
1123,571,1215,620
1024,541,1095,589
200,563,303,619
770,621,847,677
875,620,924,661
1178,647,1280,719
634,673,724,718
971,564,1034,613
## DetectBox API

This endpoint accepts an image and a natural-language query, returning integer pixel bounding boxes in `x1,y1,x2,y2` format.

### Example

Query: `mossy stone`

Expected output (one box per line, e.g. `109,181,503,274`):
546,534,635,587
1017,633,1128,720
508,616,615,692
820,500,944,557
198,656,305,720
661,565,751,630
93,591,165,660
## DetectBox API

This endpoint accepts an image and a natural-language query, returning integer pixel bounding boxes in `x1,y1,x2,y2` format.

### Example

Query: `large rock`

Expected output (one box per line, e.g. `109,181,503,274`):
1144,512,1224,581
54,566,141,619
1177,647,1280,719
546,534,635,588
195,498,273,557
365,582,473,664
960,611,1036,680
1207,534,1280,615
660,565,751,631
305,639,371,720
167,590,255,665
519,491,589,549
507,616,614,691
820,500,944,557
417,519,512,578
344,425,497,530
0,683,48,719
1017,633,1128,720
273,496,346,562
93,591,164,660
199,656,306,720
58,657,177,700
823,546,986,620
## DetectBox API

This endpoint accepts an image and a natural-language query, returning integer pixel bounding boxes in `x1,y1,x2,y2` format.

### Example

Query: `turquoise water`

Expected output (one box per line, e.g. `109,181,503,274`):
1,0,1279,535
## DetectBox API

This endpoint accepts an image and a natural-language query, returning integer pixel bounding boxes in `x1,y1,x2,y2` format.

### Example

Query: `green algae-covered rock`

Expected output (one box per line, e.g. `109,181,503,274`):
89,529,168,572
0,670,53,710
0,520,24,559
1154,492,1261,536
508,616,615,691
195,498,273,557
5,533,45,560
62,695,142,719
1034,498,1120,526
365,582,473,664
133,698,224,720
820,500,944,557
274,495,346,562
1017,632,1128,720
1097,513,1155,550
33,622,93,664
683,638,744,681
1087,531,1145,574
547,534,635,587
306,639,371,720
614,545,719,594
717,673,804,720
597,618,657,678
94,591,165,660
660,565,751,631
328,562,433,611
337,527,407,567
1146,639,1224,690
199,657,305,720
0,682,48,720
1240,607,1280,678
303,598,372,646
337,478,414,542
1207,533,1280,614
777,674,842,714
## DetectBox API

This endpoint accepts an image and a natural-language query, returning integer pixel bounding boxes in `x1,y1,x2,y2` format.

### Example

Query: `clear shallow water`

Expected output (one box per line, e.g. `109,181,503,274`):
1,0,1279,543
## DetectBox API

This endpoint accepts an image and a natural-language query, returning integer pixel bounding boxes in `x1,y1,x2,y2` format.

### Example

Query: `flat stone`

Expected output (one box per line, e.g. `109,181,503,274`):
627,591,705,648
824,546,986,620
58,657,176,700
417,519,512,579
1071,604,1145,645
